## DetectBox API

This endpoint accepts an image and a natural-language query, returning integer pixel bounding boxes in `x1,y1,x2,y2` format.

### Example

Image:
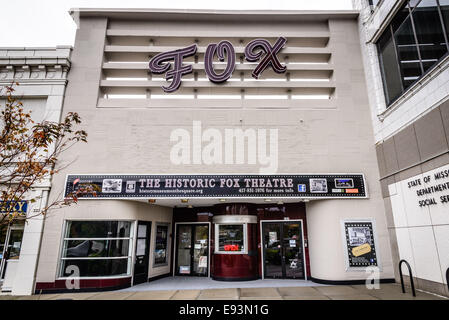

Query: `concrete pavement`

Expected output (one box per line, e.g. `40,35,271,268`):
1,283,447,300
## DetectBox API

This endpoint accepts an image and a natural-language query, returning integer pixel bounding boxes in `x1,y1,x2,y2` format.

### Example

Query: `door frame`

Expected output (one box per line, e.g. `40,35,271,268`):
260,219,307,280
172,222,211,278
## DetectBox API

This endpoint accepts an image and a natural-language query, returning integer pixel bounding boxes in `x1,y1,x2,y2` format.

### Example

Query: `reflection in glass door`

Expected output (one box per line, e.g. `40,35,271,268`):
283,223,304,279
262,223,282,278
263,221,305,279
0,226,24,280
176,225,192,275
175,224,209,276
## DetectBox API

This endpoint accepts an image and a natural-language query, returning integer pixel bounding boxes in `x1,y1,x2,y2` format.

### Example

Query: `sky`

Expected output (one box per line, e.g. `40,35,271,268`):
1,0,353,47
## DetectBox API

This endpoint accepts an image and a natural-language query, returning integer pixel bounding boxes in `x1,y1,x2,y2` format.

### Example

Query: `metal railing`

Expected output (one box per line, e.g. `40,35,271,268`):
399,260,416,297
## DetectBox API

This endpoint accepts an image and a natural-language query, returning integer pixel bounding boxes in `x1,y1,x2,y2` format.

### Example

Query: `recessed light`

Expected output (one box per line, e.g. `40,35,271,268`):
264,199,272,202
181,199,189,203
219,199,226,202
148,199,156,204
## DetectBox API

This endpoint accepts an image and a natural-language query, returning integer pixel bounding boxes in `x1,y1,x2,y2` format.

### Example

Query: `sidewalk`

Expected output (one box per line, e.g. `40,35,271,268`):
1,283,447,300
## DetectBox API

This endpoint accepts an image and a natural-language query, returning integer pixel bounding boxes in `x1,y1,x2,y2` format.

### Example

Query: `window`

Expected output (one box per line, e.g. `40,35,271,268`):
59,221,133,278
441,0,449,39
215,224,247,254
377,0,449,106
394,16,423,88
412,0,448,71
378,28,403,102
154,224,169,266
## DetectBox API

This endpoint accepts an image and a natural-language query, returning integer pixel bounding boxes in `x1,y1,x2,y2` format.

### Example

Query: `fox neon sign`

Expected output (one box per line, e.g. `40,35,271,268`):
149,37,287,93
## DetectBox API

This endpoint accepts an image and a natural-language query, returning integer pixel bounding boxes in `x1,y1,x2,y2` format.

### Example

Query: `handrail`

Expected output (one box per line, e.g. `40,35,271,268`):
399,260,416,297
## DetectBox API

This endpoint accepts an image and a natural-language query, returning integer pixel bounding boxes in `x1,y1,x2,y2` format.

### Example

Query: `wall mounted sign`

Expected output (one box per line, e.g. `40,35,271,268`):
404,164,449,207
343,220,378,268
149,37,287,93
0,201,28,215
64,174,367,199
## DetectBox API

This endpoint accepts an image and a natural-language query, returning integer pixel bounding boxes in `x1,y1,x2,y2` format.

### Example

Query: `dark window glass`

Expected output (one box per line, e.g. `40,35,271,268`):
378,28,403,103
5,229,23,260
60,258,128,277
61,221,132,278
439,0,449,40
63,239,130,258
392,4,411,33
66,221,131,238
412,0,448,71
218,224,244,252
394,16,423,89
154,225,168,265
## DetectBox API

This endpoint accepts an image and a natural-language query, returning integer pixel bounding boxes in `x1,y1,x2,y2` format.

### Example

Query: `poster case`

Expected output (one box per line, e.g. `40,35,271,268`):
341,219,379,270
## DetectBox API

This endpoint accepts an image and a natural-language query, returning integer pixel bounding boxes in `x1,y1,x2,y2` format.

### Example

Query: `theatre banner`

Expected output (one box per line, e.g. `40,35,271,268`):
64,174,367,199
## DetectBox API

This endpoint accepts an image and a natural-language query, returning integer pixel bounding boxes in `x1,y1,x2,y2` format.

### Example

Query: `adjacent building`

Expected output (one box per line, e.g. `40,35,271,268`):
0,46,72,295
355,0,449,297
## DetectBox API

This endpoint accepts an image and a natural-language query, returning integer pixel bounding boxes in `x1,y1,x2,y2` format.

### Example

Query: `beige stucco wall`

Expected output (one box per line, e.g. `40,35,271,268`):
307,199,393,281
35,10,394,284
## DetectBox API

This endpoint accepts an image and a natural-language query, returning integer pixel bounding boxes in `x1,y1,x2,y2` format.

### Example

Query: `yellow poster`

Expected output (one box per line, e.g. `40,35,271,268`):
352,243,371,257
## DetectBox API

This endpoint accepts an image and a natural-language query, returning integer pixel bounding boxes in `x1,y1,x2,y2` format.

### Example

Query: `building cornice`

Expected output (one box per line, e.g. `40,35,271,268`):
69,8,359,22
0,47,72,82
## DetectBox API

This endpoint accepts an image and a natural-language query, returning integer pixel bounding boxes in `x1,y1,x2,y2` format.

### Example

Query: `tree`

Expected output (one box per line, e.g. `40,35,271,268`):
0,83,97,227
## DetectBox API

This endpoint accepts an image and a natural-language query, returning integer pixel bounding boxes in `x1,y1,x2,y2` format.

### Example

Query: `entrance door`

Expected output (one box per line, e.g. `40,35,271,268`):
133,221,151,285
263,221,305,279
175,224,209,276
0,225,24,282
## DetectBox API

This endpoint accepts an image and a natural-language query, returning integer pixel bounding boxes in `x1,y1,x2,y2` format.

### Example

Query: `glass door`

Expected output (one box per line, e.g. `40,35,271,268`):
176,225,192,275
263,223,283,278
263,221,305,279
175,224,209,276
192,225,208,276
1,226,24,280
283,222,305,279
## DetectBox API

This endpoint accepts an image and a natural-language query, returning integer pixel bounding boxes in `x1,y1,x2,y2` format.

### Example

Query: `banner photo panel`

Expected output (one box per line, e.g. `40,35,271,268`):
64,174,367,199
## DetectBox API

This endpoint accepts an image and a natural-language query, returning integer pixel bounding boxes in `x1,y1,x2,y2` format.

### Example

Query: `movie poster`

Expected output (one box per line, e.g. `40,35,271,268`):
343,221,378,268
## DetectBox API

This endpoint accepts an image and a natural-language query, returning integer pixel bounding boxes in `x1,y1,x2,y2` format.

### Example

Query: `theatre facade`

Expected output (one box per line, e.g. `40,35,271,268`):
34,9,395,293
